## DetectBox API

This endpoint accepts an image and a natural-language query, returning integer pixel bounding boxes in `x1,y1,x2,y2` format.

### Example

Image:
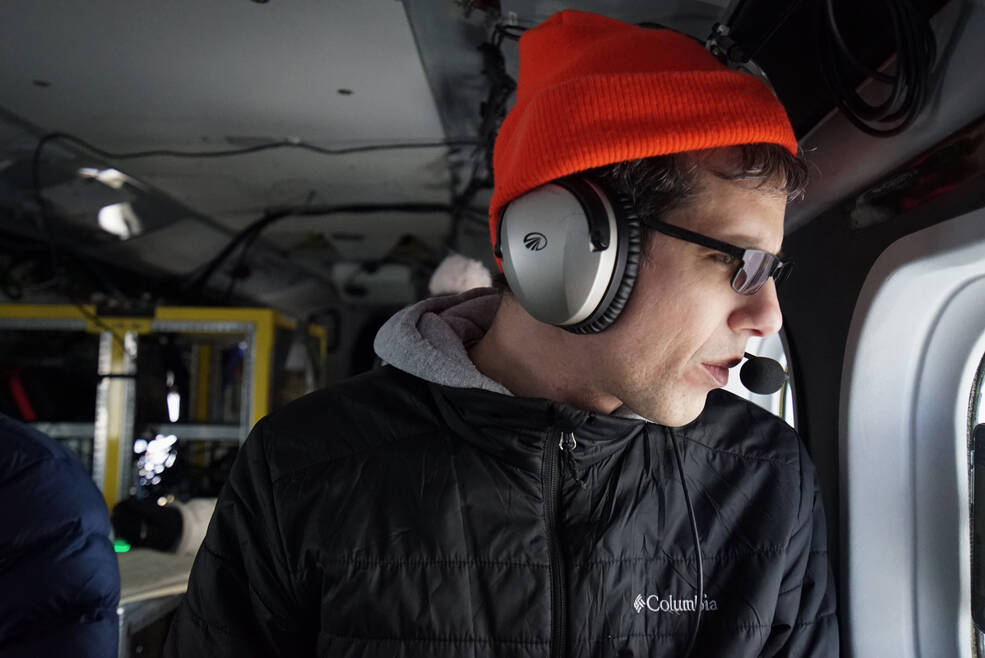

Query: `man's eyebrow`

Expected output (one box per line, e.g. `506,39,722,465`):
712,232,779,252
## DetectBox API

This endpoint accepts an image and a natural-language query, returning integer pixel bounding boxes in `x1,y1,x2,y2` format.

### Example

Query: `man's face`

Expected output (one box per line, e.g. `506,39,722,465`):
581,159,787,426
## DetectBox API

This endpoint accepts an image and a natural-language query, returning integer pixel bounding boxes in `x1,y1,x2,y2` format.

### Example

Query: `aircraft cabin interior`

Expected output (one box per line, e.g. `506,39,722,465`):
1,0,984,656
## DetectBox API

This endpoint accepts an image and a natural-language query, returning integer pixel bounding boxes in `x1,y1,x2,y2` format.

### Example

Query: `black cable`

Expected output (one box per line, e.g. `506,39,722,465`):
182,203,453,294
221,217,267,303
29,125,487,304
30,134,137,359
668,428,703,658
31,133,63,280
225,190,317,301
448,159,491,249
826,0,907,117
444,30,516,254
476,41,516,175
492,23,526,44
743,0,811,64
36,131,482,160
818,0,936,137
31,129,480,299
69,298,138,361
221,244,248,303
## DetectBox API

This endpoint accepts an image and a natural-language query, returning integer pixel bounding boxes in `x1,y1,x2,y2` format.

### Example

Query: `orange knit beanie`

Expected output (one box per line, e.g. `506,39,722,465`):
488,10,797,251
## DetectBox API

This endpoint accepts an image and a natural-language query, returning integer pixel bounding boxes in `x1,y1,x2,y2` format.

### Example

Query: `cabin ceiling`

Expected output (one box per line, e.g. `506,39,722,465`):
0,0,728,316
0,0,979,319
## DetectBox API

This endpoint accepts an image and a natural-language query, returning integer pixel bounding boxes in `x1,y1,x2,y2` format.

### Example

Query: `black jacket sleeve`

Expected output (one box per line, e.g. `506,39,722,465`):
164,418,314,657
763,441,840,656
0,414,120,658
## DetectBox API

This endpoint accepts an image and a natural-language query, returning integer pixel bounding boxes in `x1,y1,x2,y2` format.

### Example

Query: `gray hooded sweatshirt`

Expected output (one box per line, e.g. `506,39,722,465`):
373,287,649,420
373,287,511,395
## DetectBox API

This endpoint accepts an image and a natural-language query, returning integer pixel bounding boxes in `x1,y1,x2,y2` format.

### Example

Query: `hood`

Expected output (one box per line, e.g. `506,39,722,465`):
373,287,651,422
373,288,512,395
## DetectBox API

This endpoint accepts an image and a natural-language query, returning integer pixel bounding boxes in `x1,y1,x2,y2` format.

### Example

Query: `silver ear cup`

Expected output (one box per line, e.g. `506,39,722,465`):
500,182,618,326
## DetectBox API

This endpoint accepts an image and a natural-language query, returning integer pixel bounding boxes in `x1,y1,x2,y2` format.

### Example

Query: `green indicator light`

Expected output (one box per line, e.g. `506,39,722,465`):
113,539,131,553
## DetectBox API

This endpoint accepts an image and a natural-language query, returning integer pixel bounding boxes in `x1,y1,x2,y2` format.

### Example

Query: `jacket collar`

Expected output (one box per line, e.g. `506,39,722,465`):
429,382,651,473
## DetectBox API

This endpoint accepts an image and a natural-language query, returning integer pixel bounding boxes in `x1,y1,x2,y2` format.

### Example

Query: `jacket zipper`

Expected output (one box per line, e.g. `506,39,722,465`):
545,430,577,658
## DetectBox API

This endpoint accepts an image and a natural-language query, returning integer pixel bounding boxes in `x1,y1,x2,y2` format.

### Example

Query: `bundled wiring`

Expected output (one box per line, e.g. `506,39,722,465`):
446,22,520,247
492,23,525,43
441,23,519,252
479,28,519,172
23,32,514,303
182,203,454,294
31,133,63,281
27,134,138,358
35,131,481,161
27,130,480,302
818,0,936,137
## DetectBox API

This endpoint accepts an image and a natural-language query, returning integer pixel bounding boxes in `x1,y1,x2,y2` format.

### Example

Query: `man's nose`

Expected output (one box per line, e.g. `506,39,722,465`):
728,279,784,337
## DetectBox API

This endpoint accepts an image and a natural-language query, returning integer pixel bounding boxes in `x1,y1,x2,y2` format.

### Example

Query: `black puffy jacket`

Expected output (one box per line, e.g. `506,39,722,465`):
0,413,120,658
165,366,837,657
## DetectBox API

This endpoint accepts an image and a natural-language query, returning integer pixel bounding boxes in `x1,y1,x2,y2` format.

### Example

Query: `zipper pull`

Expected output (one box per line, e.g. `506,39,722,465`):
559,432,588,490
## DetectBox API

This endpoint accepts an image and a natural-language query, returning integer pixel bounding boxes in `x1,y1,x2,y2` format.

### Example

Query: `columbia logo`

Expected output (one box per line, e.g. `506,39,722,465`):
523,232,548,251
633,593,719,614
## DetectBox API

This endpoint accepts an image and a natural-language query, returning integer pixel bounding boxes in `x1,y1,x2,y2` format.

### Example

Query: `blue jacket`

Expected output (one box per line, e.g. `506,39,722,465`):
0,413,120,658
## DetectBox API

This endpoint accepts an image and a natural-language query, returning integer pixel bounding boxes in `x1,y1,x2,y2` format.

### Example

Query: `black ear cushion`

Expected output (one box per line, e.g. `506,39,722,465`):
568,193,642,335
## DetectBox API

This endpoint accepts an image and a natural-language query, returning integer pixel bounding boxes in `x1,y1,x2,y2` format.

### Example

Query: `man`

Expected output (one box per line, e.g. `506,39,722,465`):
165,10,837,657
0,413,121,657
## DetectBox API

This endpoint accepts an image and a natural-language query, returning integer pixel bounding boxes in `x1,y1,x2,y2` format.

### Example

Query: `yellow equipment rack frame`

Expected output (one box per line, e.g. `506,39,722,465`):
0,304,326,511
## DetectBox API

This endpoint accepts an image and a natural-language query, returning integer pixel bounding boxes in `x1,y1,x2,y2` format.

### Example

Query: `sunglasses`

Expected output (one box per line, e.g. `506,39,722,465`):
642,219,793,295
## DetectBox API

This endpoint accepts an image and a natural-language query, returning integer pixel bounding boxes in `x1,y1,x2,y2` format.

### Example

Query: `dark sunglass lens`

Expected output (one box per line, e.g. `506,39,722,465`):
733,251,773,295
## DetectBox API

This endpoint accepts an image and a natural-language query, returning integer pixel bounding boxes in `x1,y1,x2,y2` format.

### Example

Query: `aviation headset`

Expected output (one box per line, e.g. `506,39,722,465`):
494,176,643,335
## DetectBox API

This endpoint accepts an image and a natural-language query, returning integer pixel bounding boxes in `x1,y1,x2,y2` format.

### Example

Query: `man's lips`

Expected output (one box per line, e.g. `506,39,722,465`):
702,357,744,387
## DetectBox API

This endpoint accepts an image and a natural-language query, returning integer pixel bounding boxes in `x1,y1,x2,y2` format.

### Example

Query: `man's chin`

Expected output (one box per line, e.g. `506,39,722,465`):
627,394,709,428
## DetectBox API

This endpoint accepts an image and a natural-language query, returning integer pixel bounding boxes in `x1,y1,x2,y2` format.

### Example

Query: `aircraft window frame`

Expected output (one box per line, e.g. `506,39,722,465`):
971,350,985,657
972,352,985,429
841,206,985,658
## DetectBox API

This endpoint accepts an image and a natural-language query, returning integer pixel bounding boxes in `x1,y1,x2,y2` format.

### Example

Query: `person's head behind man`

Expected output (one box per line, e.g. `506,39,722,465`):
469,10,809,427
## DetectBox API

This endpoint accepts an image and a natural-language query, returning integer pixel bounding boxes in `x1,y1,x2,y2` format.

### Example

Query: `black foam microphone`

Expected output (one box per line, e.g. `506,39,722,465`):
739,353,787,394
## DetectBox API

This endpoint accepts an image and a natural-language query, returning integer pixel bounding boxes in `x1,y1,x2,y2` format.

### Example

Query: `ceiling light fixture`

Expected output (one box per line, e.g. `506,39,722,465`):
79,167,130,189
97,202,142,239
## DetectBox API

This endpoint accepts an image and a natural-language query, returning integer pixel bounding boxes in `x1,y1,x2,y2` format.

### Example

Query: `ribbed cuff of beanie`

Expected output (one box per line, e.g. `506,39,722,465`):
489,70,797,231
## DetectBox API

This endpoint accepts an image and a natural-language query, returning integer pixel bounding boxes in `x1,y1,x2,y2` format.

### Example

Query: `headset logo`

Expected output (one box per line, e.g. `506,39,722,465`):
523,232,548,251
